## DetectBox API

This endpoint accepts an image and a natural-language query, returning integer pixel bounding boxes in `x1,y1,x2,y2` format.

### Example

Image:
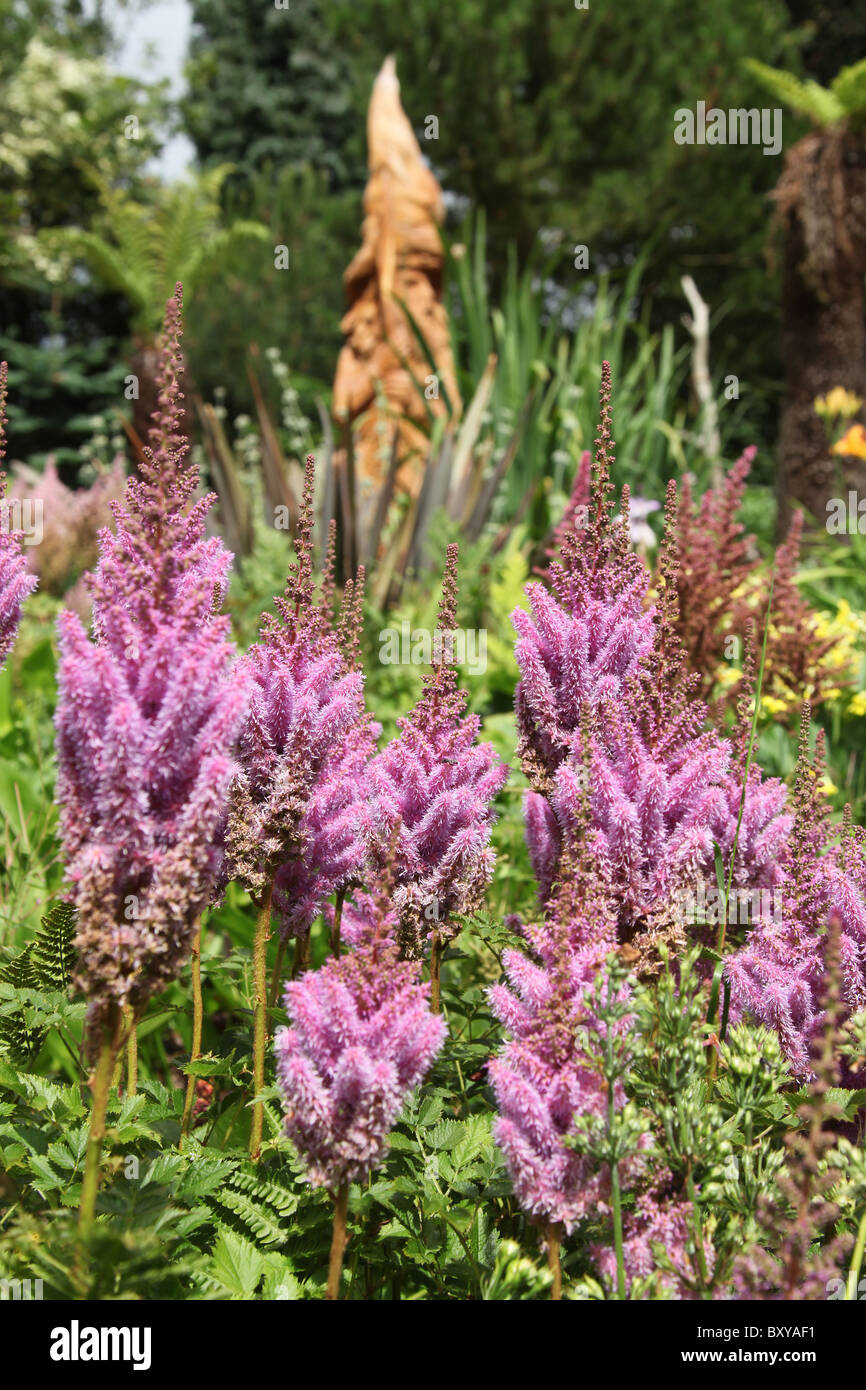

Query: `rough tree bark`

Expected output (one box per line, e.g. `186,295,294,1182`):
775,129,866,536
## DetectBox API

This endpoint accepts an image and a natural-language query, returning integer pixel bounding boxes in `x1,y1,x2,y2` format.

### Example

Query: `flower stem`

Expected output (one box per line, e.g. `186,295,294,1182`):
291,930,310,978
846,1207,866,1300
78,1004,123,1239
326,1182,350,1300
124,1005,138,1098
250,879,274,1161
606,1037,627,1299
180,923,204,1147
547,1222,562,1300
430,929,442,1013
268,934,288,1009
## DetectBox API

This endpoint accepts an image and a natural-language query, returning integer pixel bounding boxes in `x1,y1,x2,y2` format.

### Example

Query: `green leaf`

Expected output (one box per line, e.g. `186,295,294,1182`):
207,1230,267,1299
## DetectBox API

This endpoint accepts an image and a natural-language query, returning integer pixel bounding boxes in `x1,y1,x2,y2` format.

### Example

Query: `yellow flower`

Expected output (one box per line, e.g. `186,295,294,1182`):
761,695,790,716
815,387,863,420
833,423,866,459
716,665,742,689
850,692,866,717
819,776,838,797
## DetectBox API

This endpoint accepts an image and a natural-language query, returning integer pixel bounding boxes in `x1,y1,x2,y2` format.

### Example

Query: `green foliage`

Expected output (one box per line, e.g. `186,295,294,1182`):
0,899,77,1067
185,164,359,416
182,0,364,194
746,55,866,126
0,13,163,467
42,167,271,339
447,222,710,519
0,326,130,467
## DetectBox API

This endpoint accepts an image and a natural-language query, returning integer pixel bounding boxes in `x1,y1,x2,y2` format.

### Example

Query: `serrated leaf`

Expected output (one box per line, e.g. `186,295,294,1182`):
207,1229,267,1299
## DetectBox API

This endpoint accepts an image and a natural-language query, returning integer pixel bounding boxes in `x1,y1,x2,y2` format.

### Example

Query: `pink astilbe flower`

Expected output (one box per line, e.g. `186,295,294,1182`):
271,717,379,937
726,709,866,1077
55,286,249,1034
488,824,622,1233
515,364,790,945
592,1185,712,1298
514,384,654,791
7,454,126,601
226,470,377,939
0,363,38,668
367,544,508,958
491,800,715,1294
275,861,446,1192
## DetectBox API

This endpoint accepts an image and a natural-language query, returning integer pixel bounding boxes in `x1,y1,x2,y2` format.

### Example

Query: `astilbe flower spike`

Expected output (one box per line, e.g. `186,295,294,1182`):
489,804,642,1298
55,285,250,1039
224,477,377,1160
726,705,866,1078
515,363,790,960
275,852,446,1193
366,544,508,977
674,451,847,713
0,363,38,668
225,478,377,940
733,920,853,1297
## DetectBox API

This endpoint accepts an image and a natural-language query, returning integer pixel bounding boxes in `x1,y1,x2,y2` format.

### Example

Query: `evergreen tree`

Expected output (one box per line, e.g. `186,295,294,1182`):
182,0,364,195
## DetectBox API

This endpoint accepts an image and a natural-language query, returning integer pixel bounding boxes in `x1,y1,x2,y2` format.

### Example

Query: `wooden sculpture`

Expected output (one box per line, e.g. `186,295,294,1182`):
331,56,461,544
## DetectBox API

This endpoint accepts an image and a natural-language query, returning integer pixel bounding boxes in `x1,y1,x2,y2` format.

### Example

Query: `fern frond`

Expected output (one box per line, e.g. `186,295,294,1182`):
0,945,41,1062
831,59,866,121
744,59,845,127
30,902,77,991
204,1168,300,1250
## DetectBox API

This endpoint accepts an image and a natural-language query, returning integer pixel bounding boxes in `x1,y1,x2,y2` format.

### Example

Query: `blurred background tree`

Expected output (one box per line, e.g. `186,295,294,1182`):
3,0,866,501
0,0,165,467
181,0,364,194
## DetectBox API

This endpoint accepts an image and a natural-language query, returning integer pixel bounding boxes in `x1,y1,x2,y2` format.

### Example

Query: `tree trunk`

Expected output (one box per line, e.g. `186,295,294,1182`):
775,130,866,536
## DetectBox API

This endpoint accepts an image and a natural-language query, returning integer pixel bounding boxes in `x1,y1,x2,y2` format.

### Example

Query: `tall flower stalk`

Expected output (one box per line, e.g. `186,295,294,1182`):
226,465,376,1157
275,852,446,1298
367,544,508,1004
488,806,621,1298
55,286,250,1230
514,363,790,967
726,705,866,1078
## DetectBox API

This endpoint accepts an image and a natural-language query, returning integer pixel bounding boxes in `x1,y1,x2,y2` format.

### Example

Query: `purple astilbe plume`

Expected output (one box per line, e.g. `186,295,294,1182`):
514,375,654,790
732,920,853,1298
226,470,377,939
726,707,866,1078
55,286,249,1035
591,1184,714,1298
0,363,38,668
488,809,622,1233
490,823,710,1296
515,364,790,952
367,544,508,960
274,856,446,1191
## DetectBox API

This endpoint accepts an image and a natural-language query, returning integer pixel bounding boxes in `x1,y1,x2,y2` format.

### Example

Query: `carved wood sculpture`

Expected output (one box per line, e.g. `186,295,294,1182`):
331,56,461,557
